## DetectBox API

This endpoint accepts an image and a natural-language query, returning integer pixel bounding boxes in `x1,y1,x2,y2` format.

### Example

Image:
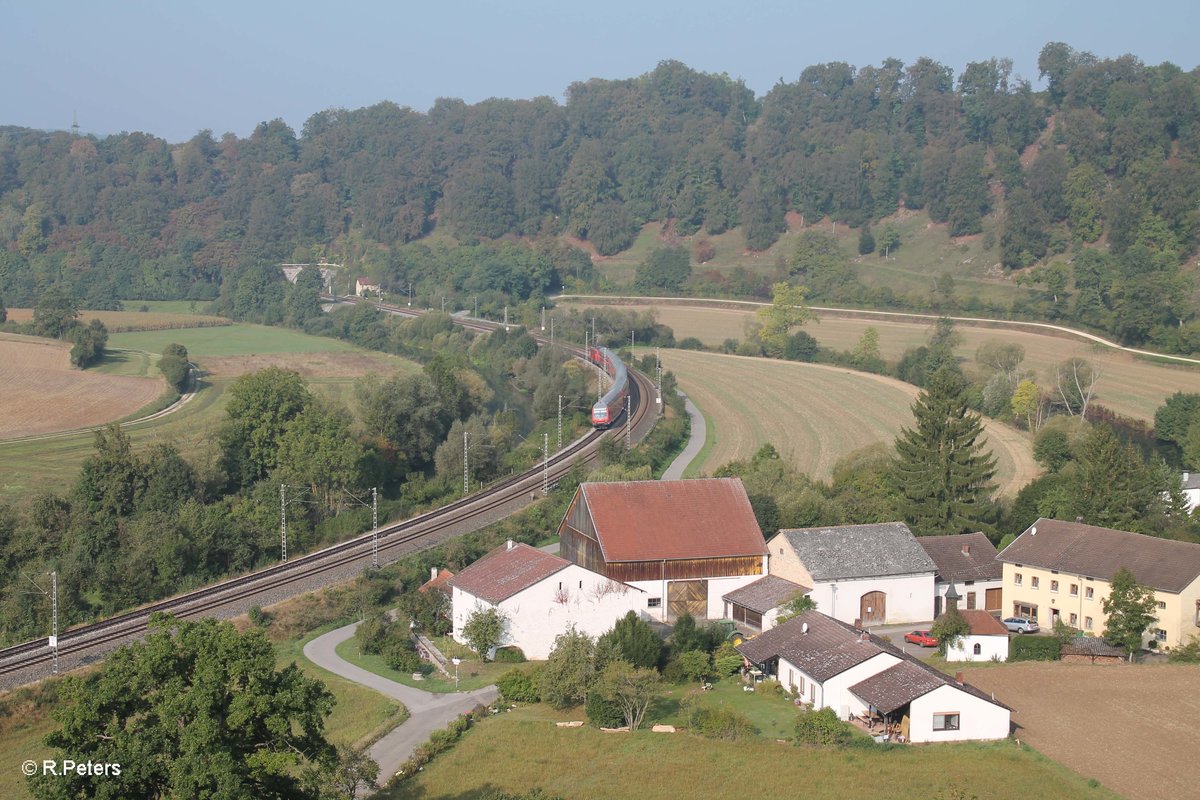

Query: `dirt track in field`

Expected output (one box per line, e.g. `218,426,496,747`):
659,349,1037,495
0,334,164,439
963,661,1200,800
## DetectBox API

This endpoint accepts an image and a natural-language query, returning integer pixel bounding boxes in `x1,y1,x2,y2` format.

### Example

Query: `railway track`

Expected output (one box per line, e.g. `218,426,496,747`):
0,307,657,689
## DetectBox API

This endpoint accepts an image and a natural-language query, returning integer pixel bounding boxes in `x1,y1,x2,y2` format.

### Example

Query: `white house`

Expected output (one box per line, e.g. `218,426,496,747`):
355,276,381,297
768,523,937,626
944,609,1010,663
557,478,769,621
1181,472,1200,513
738,611,1011,743
917,532,1003,616
448,541,643,659
722,574,809,633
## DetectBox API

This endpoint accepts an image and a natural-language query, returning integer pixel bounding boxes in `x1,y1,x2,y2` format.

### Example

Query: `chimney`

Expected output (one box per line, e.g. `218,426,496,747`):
506,539,515,551
955,672,964,685
431,566,439,582
961,543,971,556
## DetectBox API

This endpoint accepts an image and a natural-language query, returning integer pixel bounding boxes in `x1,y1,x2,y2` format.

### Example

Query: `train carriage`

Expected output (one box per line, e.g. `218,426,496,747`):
588,346,628,428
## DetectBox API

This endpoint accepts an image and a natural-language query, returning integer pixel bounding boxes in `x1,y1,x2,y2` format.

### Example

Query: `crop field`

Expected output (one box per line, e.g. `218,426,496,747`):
568,300,1200,423
380,705,1115,800
6,307,230,332
657,349,1037,496
964,661,1200,800
0,334,165,440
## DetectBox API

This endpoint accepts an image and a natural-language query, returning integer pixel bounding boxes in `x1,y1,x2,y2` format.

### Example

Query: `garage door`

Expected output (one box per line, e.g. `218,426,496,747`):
985,588,1002,612
860,591,886,626
668,580,708,618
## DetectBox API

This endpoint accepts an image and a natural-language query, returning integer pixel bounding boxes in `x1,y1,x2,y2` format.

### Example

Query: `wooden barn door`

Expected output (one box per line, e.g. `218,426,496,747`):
985,588,1002,612
860,591,886,626
668,580,708,619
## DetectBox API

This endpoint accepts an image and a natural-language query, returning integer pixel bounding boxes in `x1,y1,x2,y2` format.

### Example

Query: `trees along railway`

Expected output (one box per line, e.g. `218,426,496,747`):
0,299,656,689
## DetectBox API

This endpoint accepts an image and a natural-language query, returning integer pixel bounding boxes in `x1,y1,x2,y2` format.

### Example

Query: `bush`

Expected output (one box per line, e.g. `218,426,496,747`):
794,706,852,747
1169,635,1200,663
680,698,754,741
497,668,540,703
247,606,270,627
678,336,704,350
1009,636,1061,662
585,690,624,728
384,640,422,673
493,646,526,663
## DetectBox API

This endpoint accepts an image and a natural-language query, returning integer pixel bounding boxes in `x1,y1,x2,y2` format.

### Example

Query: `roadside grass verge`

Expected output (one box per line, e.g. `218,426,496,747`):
333,635,532,694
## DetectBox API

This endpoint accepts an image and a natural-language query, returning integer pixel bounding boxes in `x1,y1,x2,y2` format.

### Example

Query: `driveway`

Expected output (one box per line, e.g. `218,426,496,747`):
304,622,498,787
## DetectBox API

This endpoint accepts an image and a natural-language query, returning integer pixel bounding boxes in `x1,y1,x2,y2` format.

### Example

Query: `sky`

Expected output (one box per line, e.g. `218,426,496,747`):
4,0,1198,144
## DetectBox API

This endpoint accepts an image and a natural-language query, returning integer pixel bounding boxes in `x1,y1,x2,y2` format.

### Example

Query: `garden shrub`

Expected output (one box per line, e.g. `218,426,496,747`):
494,645,527,663
585,691,624,728
497,668,540,703
794,706,852,747
1009,636,1061,662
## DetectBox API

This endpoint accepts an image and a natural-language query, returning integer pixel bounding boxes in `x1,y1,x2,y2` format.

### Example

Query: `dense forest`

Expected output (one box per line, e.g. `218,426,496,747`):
1,43,1199,348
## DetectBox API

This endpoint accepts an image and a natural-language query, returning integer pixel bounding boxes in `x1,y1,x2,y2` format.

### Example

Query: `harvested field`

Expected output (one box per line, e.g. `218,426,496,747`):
569,301,1200,422
6,308,230,332
964,661,1200,800
0,334,164,440
199,351,415,381
658,349,1037,496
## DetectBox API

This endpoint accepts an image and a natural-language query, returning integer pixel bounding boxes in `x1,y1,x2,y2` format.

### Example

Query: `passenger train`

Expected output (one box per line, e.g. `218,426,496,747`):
588,346,629,428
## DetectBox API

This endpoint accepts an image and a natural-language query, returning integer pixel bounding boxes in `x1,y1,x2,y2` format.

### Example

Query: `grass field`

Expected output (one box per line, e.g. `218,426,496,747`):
379,705,1116,800
6,307,230,332
570,301,1200,423
0,325,418,504
333,635,528,694
0,333,165,440
964,661,1200,800
658,349,1037,496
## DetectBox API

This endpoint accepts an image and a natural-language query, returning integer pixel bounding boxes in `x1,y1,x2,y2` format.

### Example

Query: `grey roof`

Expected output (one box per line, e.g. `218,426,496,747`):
917,532,1002,583
736,611,887,681
722,575,810,614
848,660,948,714
1183,472,1200,491
1061,637,1125,658
773,522,937,581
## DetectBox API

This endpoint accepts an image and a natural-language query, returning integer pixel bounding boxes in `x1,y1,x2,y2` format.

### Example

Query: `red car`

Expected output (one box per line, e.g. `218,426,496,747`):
904,630,939,647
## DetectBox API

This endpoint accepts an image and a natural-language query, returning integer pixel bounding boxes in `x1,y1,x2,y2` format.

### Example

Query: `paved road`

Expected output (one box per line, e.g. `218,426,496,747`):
661,390,706,480
303,622,498,788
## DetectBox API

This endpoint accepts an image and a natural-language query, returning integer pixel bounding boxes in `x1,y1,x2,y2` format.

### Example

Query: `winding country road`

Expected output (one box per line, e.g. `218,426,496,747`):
304,622,498,788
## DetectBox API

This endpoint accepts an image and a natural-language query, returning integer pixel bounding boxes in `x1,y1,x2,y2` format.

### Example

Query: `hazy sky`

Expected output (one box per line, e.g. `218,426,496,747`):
4,1,1197,143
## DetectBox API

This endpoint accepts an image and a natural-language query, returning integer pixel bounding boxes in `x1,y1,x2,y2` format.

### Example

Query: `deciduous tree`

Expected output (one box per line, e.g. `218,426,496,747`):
1101,568,1158,659
755,282,815,358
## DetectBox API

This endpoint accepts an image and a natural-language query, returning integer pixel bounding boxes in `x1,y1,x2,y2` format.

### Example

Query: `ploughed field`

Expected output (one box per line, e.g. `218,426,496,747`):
658,348,1038,496
0,333,164,439
964,661,1200,800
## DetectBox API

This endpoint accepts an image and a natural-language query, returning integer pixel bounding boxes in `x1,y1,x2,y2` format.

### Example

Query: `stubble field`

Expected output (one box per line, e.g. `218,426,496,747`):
658,348,1037,496
569,300,1200,423
964,661,1200,800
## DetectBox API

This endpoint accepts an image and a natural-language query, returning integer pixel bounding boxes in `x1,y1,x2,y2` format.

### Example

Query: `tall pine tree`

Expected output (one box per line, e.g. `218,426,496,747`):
893,366,997,535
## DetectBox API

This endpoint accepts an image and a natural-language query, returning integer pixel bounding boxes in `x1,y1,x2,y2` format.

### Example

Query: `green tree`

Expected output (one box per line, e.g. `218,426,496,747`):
159,343,191,391
0,291,7,323
857,225,875,255
634,246,691,293
537,627,596,708
775,594,817,624
69,318,108,368
1101,568,1158,659
220,367,313,488
877,223,901,257
1154,392,1200,450
596,611,663,669
755,282,816,358
462,607,507,660
930,608,971,656
850,326,883,371
793,706,851,746
1010,379,1044,431
594,659,660,730
893,367,997,535
33,283,80,339
305,744,379,800
277,400,366,511
30,614,334,800
286,264,325,326
676,649,712,683
1072,424,1160,531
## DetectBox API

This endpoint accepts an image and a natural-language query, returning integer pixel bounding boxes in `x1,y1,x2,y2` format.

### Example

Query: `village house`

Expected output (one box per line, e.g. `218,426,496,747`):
768,522,936,626
448,541,643,659
721,574,809,633
354,276,381,297
1180,471,1200,514
998,518,1200,649
917,532,1003,616
944,609,1010,663
737,611,1011,742
556,478,769,621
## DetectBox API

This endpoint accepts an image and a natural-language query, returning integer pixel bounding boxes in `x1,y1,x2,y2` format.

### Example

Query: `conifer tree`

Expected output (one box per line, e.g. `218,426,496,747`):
893,366,997,535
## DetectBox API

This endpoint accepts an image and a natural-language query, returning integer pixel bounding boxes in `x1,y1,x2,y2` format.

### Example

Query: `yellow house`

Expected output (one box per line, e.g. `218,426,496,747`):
997,518,1200,649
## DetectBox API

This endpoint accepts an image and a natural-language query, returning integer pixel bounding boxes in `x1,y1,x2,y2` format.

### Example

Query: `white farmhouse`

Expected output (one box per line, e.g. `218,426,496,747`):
448,541,643,660
768,523,936,626
944,609,1010,663
917,532,1003,616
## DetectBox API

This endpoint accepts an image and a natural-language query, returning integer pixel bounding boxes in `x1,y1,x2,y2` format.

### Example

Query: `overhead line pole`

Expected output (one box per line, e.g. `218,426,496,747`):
280,484,288,563
543,433,549,495
626,395,632,450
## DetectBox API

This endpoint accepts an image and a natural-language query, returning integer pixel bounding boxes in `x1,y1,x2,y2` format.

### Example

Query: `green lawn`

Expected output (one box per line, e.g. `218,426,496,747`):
108,324,362,357
333,635,530,694
122,300,215,314
92,347,158,378
0,717,57,800
378,708,1117,800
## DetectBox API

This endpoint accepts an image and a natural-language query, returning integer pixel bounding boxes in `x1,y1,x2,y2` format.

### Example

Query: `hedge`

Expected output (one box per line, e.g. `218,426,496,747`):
1009,636,1061,662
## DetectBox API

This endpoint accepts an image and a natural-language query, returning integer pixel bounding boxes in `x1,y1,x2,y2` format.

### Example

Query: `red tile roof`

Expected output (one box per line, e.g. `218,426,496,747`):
419,568,455,594
958,609,1009,636
579,478,767,562
447,543,570,603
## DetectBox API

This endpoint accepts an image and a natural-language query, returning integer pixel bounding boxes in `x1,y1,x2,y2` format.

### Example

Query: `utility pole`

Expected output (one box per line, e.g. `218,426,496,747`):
280,484,288,563
626,395,632,450
474,296,478,317
550,316,554,348
441,295,446,313
543,433,549,495
656,347,663,410
463,430,470,496
541,307,545,331
407,282,412,307
50,571,57,674
632,330,635,350
504,306,509,331
371,487,379,569
557,394,563,451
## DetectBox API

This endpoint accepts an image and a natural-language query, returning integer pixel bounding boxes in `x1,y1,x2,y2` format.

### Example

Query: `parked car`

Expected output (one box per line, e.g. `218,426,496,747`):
904,630,939,647
1002,616,1039,634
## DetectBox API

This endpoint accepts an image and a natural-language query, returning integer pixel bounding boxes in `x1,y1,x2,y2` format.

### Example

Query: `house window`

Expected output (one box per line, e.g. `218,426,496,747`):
1050,580,1059,593
1085,616,1094,630
1195,600,1200,626
1085,587,1094,600
933,713,960,731
1069,613,1078,626
1157,601,1167,610
1155,629,1167,642
1014,602,1037,619
1031,576,1040,589
1070,584,1078,597
796,675,805,695
732,604,763,629
1014,573,1023,586
810,682,815,702
647,598,661,608
972,643,982,655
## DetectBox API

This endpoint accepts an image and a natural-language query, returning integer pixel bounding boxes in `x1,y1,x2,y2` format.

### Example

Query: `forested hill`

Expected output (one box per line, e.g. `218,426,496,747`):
2,43,1199,347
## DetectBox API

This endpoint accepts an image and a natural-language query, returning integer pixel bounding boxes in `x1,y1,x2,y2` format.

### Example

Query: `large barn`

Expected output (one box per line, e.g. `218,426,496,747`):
555,478,769,620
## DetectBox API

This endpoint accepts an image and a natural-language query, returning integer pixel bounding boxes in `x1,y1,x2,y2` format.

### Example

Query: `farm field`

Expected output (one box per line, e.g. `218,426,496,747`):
567,300,1200,423
379,705,1115,800
0,325,418,504
0,333,165,440
6,307,230,332
657,349,1037,496
964,661,1200,800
